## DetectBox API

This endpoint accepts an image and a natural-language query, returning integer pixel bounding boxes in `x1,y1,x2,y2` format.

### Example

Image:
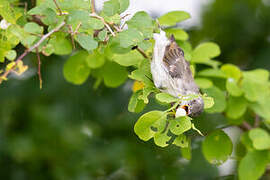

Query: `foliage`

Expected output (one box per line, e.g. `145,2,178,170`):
0,0,270,179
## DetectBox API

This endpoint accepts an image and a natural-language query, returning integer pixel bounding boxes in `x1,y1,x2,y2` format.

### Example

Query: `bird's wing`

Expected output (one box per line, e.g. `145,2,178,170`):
163,38,199,93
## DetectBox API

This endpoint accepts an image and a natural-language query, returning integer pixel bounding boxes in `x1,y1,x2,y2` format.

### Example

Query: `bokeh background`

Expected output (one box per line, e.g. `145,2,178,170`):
1,0,270,179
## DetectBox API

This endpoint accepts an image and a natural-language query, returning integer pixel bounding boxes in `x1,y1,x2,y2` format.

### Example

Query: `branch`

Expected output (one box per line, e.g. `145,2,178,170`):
91,0,96,13
239,121,252,131
0,21,66,84
135,46,149,59
254,114,260,128
53,0,62,15
35,48,42,89
90,13,116,37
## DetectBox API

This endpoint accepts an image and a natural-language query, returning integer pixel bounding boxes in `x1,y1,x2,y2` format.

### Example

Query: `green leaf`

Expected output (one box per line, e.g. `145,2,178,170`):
225,96,247,119
102,61,128,88
202,96,215,109
198,68,227,78
226,78,243,96
118,28,144,48
202,130,233,165
169,117,192,135
103,0,120,16
5,50,16,61
242,71,269,102
173,134,189,148
165,28,189,41
181,142,192,160
85,51,105,69
202,86,226,113
63,51,90,85
154,131,171,147
238,151,269,180
75,34,98,51
134,111,165,141
49,33,72,55
119,0,129,13
155,93,179,104
98,29,107,41
241,132,254,151
138,87,156,104
127,11,153,38
192,42,221,63
67,10,90,29
249,95,270,120
88,17,104,29
158,11,190,26
128,90,146,113
24,22,44,34
129,69,153,85
249,128,270,150
195,78,213,89
0,0,22,24
221,64,242,81
112,50,144,66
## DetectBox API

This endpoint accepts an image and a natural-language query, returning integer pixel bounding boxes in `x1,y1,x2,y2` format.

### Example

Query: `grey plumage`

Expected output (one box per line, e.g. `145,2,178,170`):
151,31,204,117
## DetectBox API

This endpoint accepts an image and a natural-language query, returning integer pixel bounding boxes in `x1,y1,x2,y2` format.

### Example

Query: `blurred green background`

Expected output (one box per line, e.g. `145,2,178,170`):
0,0,270,179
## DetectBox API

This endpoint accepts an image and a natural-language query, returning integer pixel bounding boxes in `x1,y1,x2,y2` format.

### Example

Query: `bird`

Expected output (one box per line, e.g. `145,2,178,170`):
151,30,204,117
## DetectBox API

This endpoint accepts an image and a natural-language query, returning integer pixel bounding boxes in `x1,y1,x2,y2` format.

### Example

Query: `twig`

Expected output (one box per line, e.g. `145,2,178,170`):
68,25,76,49
91,0,96,13
53,0,62,15
90,13,116,37
121,14,130,19
254,114,260,128
35,48,42,89
239,121,252,131
0,21,66,84
136,47,148,59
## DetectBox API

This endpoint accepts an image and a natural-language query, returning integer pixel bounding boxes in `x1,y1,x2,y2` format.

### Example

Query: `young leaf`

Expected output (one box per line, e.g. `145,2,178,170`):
191,42,221,63
155,93,179,104
169,117,192,135
103,0,120,16
128,90,146,113
154,131,171,147
134,111,165,141
24,22,44,34
221,64,242,81
165,28,189,41
49,33,72,55
102,61,128,88
158,11,190,26
173,134,189,148
63,51,90,85
195,78,213,89
127,11,153,38
119,0,129,13
85,51,105,69
112,50,144,66
202,96,214,109
118,28,144,48
238,151,269,180
225,96,247,119
249,128,270,150
226,78,243,96
202,130,233,165
5,50,16,61
75,34,98,51
202,86,226,113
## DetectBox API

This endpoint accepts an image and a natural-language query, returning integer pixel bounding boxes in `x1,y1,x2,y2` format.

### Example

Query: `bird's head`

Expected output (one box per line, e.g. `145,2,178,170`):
176,96,204,118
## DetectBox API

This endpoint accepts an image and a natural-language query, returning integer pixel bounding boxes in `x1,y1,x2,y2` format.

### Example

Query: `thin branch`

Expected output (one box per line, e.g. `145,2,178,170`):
53,0,62,15
0,21,66,84
91,0,96,13
254,114,260,128
68,25,76,49
90,13,116,37
239,121,252,131
35,48,42,89
136,47,149,59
